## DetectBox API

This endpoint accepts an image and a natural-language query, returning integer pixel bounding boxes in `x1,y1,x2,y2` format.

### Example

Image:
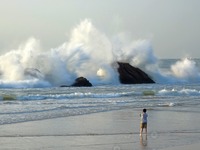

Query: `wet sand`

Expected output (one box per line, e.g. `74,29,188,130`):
0,108,199,150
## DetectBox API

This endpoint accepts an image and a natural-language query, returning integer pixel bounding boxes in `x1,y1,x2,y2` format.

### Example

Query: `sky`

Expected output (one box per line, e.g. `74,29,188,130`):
0,0,200,58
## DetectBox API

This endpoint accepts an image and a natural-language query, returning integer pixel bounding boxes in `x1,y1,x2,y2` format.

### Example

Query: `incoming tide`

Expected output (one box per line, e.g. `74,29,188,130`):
0,82,200,125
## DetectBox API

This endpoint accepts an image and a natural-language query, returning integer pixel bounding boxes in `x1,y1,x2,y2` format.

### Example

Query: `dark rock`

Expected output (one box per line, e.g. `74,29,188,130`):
71,77,92,87
60,85,69,87
117,62,155,84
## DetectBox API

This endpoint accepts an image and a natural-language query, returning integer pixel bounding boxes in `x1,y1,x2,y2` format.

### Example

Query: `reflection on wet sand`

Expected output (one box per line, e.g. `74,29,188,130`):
140,134,148,149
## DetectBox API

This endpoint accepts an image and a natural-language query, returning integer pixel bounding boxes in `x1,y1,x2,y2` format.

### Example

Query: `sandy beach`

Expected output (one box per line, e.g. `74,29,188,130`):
0,108,200,150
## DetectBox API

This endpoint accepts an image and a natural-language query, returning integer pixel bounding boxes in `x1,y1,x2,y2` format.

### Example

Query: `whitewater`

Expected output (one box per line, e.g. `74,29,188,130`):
0,19,200,87
0,19,200,125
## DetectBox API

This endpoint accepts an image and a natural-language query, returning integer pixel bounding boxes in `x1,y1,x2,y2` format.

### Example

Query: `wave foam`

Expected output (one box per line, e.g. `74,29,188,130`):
0,19,200,88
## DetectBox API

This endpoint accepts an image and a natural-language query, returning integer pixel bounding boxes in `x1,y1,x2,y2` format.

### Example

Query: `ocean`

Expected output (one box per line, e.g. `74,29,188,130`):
0,58,200,125
0,20,200,126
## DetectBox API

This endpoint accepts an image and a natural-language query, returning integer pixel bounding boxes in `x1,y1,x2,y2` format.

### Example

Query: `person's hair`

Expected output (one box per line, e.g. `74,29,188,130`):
143,109,147,113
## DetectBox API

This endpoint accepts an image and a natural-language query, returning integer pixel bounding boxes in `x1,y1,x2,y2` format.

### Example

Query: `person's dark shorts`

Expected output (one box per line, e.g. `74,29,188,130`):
140,123,147,128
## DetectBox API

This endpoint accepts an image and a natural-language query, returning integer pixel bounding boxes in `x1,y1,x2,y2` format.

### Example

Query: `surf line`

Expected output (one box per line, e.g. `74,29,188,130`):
0,132,136,138
1,130,199,138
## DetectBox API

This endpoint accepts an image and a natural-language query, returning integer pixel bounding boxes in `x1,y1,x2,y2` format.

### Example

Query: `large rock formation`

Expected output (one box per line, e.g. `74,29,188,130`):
71,77,93,87
117,62,155,84
61,62,155,87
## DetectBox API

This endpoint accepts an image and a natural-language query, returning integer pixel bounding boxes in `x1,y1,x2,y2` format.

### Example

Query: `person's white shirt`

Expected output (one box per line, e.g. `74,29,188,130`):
140,113,148,123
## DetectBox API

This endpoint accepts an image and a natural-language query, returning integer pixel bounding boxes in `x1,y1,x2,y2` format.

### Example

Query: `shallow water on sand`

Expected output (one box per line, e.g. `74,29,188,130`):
0,108,199,150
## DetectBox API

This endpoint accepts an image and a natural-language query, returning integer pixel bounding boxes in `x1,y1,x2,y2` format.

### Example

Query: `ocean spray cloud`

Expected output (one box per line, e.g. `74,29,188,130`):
171,58,200,82
0,19,199,88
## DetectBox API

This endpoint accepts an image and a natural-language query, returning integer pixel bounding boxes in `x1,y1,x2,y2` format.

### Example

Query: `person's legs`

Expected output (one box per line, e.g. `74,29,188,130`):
140,123,147,135
144,123,147,134
140,127,143,135
145,126,147,134
140,123,143,135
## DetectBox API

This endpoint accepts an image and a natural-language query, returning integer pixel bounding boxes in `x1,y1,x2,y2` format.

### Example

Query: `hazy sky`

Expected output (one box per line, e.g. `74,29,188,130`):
0,0,200,58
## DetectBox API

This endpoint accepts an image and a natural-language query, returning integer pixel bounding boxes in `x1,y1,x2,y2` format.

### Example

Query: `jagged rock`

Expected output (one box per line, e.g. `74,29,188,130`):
71,77,92,87
60,85,69,87
117,62,155,84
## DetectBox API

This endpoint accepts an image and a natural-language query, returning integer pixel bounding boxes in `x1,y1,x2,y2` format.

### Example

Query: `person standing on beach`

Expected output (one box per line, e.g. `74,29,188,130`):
140,108,148,135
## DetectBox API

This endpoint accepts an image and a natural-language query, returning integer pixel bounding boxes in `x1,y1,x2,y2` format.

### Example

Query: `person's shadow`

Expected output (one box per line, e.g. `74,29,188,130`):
140,134,148,148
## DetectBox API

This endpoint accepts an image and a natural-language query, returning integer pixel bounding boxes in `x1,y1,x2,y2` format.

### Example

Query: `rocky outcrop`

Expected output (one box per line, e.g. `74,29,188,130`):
60,63,154,87
71,77,92,87
117,62,155,84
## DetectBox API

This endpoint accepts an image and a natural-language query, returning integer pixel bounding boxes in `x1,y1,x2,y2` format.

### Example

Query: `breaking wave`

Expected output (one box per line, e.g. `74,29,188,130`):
0,19,200,88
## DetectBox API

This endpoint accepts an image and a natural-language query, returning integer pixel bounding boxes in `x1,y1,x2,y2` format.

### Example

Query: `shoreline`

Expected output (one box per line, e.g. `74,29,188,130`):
0,108,199,150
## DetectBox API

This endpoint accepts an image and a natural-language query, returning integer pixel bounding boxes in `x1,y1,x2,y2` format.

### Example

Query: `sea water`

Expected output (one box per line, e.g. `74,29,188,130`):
0,80,200,125
0,20,200,125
